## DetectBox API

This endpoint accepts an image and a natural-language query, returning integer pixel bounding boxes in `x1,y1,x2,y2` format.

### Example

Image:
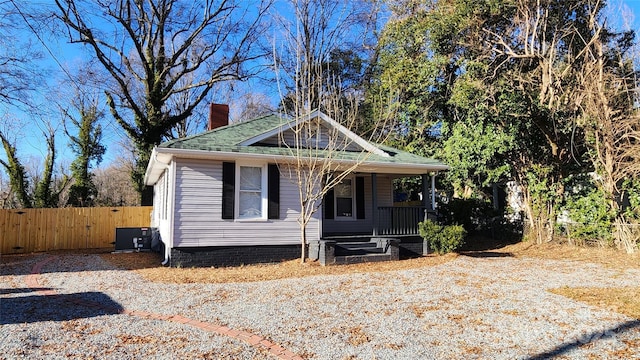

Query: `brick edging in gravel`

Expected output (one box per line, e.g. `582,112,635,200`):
25,255,303,360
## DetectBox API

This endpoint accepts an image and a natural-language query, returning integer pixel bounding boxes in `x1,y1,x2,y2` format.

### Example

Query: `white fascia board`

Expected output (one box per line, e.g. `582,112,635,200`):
144,147,173,186
144,147,158,184
148,147,448,177
144,148,161,185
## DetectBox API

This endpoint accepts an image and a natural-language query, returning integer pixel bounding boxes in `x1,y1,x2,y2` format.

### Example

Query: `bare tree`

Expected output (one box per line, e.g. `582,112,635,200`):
93,133,140,206
479,0,613,243
481,0,639,247
164,72,212,139
0,171,11,208
273,0,380,111
572,13,640,252
230,91,275,122
274,0,392,262
93,159,140,206
0,0,42,107
53,0,273,197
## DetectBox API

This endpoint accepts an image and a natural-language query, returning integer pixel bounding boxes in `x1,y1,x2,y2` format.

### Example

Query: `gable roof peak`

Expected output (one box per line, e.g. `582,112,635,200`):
239,110,390,158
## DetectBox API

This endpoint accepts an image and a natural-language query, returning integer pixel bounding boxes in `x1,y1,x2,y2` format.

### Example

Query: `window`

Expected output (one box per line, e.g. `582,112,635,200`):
334,178,354,218
223,162,279,220
237,164,266,219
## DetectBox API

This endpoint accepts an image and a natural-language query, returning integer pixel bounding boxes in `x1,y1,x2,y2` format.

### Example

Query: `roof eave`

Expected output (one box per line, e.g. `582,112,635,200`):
144,147,173,185
144,147,448,185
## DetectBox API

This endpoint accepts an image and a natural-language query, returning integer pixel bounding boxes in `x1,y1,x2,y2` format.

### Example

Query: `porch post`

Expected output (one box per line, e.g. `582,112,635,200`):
421,174,429,210
372,173,378,236
431,173,437,211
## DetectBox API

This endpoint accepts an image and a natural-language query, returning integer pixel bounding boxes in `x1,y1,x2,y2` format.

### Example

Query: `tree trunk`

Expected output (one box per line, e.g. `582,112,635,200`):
520,180,556,244
614,215,638,254
300,224,307,263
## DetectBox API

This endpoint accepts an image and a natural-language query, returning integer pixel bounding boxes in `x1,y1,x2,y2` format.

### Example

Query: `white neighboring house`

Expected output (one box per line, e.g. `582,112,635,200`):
144,105,448,267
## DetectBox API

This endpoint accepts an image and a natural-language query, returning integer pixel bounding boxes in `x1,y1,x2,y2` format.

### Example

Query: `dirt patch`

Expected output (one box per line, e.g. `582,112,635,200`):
104,253,458,284
100,251,164,270
1,248,114,264
550,287,640,320
346,326,371,346
500,241,640,270
456,235,640,270
13,239,637,283
496,241,640,321
461,239,640,321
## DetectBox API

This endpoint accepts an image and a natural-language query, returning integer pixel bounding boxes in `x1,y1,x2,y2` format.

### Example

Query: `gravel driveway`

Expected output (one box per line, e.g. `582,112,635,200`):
2,252,640,359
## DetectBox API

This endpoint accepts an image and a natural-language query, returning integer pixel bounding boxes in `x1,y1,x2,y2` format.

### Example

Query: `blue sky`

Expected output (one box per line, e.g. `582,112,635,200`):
610,0,640,29
3,0,640,173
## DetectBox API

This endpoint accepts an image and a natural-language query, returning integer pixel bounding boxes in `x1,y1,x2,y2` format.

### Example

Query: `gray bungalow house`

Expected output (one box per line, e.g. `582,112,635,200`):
144,104,448,267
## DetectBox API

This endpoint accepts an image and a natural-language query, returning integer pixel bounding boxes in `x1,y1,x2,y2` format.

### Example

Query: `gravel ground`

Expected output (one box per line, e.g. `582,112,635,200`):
2,253,640,359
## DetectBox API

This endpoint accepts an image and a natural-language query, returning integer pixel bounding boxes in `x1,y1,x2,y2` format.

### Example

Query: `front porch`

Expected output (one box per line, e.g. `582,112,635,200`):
314,172,440,265
312,206,433,265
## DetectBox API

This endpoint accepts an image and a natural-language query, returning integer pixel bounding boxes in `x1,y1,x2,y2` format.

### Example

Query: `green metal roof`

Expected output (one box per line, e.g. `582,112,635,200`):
158,113,446,166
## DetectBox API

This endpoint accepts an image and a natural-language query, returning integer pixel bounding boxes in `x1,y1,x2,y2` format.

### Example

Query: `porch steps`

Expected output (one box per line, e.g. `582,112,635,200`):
334,242,385,256
333,253,394,265
333,241,393,264
312,238,401,265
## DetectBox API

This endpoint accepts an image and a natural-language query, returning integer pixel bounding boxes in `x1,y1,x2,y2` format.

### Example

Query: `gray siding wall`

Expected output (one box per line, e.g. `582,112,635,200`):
322,174,393,234
173,159,318,247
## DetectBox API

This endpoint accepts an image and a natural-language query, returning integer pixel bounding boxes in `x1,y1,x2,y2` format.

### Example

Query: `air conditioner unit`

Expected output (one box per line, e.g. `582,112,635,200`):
115,227,152,251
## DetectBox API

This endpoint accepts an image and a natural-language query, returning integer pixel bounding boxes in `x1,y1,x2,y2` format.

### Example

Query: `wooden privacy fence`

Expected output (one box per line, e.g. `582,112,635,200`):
1,206,153,254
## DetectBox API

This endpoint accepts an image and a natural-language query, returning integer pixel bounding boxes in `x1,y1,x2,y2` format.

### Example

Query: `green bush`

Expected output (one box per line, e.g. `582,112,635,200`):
418,218,442,240
418,219,467,254
438,198,498,233
559,174,614,243
622,179,640,221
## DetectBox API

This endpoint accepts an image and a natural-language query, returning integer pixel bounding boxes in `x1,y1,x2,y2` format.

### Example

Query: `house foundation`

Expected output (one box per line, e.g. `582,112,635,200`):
169,245,301,268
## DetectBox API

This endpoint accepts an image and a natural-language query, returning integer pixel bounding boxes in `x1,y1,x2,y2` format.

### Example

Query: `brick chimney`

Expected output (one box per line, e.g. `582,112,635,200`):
208,103,229,130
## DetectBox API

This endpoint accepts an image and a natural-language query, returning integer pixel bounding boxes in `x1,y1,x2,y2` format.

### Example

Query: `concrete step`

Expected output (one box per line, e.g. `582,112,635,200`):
335,242,383,256
336,242,378,249
334,253,393,265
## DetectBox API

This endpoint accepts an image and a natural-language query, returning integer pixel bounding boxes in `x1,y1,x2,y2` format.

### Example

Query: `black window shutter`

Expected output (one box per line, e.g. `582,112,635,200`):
356,177,365,219
268,164,280,219
222,162,235,219
324,188,335,219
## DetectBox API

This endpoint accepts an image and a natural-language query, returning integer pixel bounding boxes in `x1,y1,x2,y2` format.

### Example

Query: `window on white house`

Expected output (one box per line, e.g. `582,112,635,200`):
237,165,265,219
335,178,354,218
